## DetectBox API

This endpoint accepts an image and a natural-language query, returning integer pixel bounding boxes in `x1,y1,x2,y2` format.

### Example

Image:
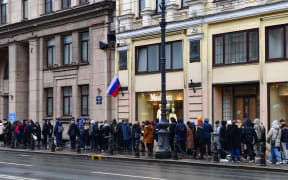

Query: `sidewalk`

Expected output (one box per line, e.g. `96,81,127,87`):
1,147,288,173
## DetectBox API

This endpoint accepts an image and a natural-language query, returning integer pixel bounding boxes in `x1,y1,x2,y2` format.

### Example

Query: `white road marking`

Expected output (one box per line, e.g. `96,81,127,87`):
19,154,31,157
0,174,39,180
91,171,167,180
0,162,32,167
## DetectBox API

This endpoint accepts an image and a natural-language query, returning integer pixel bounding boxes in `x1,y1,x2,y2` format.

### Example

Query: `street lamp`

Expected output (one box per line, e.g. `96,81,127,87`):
155,0,171,159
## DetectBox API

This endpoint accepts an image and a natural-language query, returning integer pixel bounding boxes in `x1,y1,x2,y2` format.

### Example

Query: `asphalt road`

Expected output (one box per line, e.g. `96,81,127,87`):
0,151,287,180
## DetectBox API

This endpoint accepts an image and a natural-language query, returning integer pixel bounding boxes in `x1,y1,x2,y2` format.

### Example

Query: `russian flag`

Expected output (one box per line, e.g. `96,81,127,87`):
107,75,120,97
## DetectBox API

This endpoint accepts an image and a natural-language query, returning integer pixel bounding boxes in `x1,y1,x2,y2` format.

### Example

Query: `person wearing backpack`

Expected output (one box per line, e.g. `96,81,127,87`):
241,118,257,163
267,120,282,164
203,118,213,157
175,118,187,155
280,122,288,164
68,119,78,150
54,120,63,148
16,121,25,147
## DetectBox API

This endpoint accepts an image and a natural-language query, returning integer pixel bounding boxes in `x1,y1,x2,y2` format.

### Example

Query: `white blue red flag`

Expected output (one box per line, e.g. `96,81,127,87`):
107,75,120,97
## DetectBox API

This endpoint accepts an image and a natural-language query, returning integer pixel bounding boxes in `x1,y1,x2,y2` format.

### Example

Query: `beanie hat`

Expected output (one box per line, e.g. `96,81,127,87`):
204,118,209,123
198,119,203,125
197,117,202,121
215,120,219,124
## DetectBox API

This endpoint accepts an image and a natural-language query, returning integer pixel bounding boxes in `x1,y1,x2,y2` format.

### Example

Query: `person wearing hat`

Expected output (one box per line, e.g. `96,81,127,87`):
195,119,205,159
203,118,213,157
213,120,221,161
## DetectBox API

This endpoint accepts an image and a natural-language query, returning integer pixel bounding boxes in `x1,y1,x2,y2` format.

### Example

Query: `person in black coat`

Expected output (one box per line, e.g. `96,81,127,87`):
228,120,241,162
67,119,78,150
34,122,41,148
241,118,257,163
219,120,228,161
169,118,177,151
132,122,141,156
195,120,205,160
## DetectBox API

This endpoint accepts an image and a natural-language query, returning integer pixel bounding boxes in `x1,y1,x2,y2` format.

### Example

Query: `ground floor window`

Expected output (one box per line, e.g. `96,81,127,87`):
269,82,288,126
136,90,183,123
221,84,259,121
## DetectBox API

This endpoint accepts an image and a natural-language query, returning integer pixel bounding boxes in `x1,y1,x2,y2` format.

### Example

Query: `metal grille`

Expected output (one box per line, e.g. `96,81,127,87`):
222,87,233,121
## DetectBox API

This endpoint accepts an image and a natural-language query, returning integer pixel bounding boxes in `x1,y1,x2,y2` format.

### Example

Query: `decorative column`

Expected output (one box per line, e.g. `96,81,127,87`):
118,0,134,31
142,0,153,26
186,0,206,18
166,0,178,22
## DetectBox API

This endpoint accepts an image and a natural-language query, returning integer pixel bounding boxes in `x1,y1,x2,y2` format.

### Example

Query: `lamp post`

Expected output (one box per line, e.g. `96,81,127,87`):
155,0,171,159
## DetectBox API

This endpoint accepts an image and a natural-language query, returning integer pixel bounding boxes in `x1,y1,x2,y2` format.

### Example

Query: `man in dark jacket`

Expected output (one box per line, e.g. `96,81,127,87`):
25,120,33,149
169,118,177,151
132,122,141,156
219,120,228,162
175,118,187,155
34,122,41,149
203,118,213,156
42,120,49,148
228,120,241,162
68,119,78,150
241,118,257,163
3,119,11,146
110,119,118,151
121,119,131,152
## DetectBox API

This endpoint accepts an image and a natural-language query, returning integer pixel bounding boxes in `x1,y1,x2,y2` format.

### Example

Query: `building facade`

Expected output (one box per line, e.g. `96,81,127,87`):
0,0,116,133
115,0,288,128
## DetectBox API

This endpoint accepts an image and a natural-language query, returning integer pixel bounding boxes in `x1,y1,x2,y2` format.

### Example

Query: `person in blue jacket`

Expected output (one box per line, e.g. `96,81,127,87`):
175,118,187,154
203,118,213,156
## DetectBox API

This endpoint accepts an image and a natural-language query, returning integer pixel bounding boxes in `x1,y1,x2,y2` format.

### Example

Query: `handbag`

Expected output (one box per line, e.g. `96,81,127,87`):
271,129,279,147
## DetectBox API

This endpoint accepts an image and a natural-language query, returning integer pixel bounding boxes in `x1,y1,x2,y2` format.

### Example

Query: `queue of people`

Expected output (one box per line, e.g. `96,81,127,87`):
0,117,288,165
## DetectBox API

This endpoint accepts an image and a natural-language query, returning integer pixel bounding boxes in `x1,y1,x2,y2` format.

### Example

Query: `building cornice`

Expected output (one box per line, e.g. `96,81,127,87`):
117,1,288,40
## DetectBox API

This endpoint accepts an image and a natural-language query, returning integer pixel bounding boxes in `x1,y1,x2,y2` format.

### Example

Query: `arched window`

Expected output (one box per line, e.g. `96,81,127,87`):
4,63,8,80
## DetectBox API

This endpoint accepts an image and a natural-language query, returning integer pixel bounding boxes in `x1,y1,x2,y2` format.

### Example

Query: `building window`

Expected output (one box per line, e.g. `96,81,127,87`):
182,0,189,8
119,50,127,70
3,63,8,80
139,0,145,16
80,32,89,63
62,0,71,9
266,25,288,61
156,0,169,13
1,0,7,24
46,88,53,117
136,41,183,73
23,0,28,19
63,35,72,65
45,0,54,13
79,0,89,4
80,85,89,116
63,86,72,116
213,29,259,66
190,40,200,62
47,38,55,67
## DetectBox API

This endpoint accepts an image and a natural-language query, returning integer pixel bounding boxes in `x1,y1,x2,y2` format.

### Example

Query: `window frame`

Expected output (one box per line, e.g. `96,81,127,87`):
213,28,259,67
119,50,128,70
62,0,71,9
135,40,183,74
181,0,189,9
79,0,89,4
63,35,72,65
47,38,55,67
23,0,28,19
46,88,53,117
80,85,89,116
80,31,89,64
266,24,288,62
45,0,54,13
189,40,201,63
63,86,72,116
138,0,145,17
1,1,7,24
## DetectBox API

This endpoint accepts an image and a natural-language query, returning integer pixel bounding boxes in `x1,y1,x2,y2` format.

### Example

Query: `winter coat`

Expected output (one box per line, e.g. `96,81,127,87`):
169,122,176,143
195,125,204,146
121,122,131,141
186,126,195,150
34,124,41,141
219,121,227,144
241,119,257,144
0,123,3,135
54,121,63,144
203,122,213,140
78,120,85,135
281,127,288,144
132,124,141,140
254,119,265,143
267,120,282,147
175,118,187,141
228,125,241,150
213,125,220,144
143,125,154,144
68,123,78,137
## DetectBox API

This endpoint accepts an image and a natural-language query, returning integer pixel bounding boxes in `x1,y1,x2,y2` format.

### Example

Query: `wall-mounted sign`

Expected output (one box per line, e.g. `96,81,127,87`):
96,96,102,105
9,113,16,122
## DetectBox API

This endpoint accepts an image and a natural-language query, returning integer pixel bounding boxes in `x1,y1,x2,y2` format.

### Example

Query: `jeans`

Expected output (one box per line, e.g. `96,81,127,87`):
231,148,240,162
281,142,288,160
79,134,84,149
269,147,282,163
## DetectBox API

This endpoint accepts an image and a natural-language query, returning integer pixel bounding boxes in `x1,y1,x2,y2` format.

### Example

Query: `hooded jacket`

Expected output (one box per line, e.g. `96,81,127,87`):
267,120,282,147
175,118,187,141
121,122,131,141
254,119,265,142
241,119,257,143
203,119,213,140
143,124,154,143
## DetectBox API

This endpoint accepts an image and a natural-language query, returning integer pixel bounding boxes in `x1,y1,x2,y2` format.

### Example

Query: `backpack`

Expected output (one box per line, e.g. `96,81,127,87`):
89,125,94,136
58,125,63,134
178,125,186,137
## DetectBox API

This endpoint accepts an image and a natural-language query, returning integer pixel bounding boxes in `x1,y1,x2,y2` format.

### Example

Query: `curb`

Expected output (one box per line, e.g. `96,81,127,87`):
1,148,288,173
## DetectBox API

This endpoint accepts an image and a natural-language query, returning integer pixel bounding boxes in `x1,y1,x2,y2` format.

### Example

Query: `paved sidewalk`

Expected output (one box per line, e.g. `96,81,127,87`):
1,147,288,173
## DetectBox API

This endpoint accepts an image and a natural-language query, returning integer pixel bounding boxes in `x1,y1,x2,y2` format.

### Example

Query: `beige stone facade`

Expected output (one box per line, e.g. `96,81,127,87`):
0,0,116,130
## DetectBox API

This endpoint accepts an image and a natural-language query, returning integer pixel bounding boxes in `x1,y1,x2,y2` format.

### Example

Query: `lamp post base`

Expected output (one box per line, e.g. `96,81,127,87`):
155,124,171,159
155,151,171,159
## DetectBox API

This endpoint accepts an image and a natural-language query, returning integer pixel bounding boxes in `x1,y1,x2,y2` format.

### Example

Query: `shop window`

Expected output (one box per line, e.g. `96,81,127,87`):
269,83,288,126
119,50,127,70
63,86,72,116
137,91,183,124
46,88,53,117
80,31,89,63
47,38,55,67
62,0,71,9
1,0,7,24
63,35,72,65
45,0,54,13
80,85,89,116
213,29,259,66
190,40,200,63
136,41,183,73
266,25,288,61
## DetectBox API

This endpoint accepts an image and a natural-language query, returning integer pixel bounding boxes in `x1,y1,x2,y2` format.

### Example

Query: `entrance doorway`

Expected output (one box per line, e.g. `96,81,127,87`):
235,96,257,121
